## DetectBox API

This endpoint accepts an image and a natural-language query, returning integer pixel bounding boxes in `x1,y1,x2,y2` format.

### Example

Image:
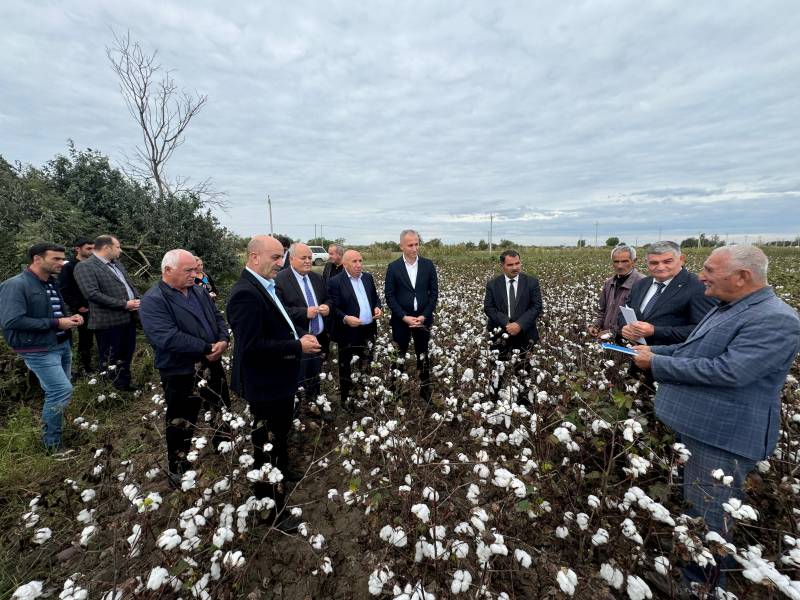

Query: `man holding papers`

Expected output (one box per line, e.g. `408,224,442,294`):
588,244,643,340
632,246,800,593
620,241,714,345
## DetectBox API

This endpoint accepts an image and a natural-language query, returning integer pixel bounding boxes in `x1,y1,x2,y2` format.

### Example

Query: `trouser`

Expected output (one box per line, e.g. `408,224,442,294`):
298,332,328,403
680,436,757,589
489,330,533,361
198,359,230,410
392,323,432,400
21,341,73,450
251,396,294,501
338,332,375,405
95,321,137,388
72,315,94,372
161,371,201,474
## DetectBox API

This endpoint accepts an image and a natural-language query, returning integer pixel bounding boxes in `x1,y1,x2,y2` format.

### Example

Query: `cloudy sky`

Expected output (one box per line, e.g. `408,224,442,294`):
2,1,799,245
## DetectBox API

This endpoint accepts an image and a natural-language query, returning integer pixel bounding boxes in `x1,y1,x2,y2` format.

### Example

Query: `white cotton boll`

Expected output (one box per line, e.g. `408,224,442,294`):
100,591,122,600
213,526,234,548
654,556,670,575
146,567,170,590
223,550,246,568
319,556,333,575
79,525,97,546
587,495,601,510
515,548,532,568
310,534,325,550
599,563,624,590
756,460,770,474
451,540,469,559
193,436,207,449
12,581,43,600
145,468,160,480
626,575,652,600
327,489,339,500
591,528,609,546
368,567,394,596
620,519,643,545
450,569,472,594
80,489,96,503
722,498,758,521
555,526,569,539
32,528,52,544
76,508,95,524
422,487,439,502
711,469,725,481
556,568,577,596
181,470,197,491
575,513,590,530
411,503,431,523
156,528,181,551
291,507,303,517
238,454,255,468
722,476,734,487
127,524,142,557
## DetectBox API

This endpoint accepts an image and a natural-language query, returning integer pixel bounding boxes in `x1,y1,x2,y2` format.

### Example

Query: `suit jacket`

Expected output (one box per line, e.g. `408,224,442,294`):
484,272,542,343
58,257,89,313
73,254,140,330
327,270,381,345
651,287,800,460
275,268,331,336
140,281,229,376
384,256,439,326
620,267,716,344
227,269,303,408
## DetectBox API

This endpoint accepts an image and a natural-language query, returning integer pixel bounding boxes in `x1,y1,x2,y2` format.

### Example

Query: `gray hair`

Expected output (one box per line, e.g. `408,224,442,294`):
400,229,420,243
712,245,769,283
611,244,637,261
645,240,681,257
161,249,189,272
328,244,344,256
288,242,309,257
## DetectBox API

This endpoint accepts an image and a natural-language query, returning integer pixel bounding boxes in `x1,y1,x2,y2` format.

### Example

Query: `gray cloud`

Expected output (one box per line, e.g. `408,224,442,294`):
1,0,799,244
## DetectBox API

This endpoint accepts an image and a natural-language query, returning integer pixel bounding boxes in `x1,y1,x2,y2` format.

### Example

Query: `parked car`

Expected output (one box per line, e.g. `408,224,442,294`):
309,246,328,266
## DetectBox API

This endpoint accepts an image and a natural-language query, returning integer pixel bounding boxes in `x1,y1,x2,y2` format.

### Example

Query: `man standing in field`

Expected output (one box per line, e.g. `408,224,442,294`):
74,235,141,391
323,244,344,283
327,249,382,409
0,243,83,452
384,229,438,400
632,245,800,593
58,237,96,375
484,249,543,358
620,241,714,345
588,244,644,341
139,249,229,483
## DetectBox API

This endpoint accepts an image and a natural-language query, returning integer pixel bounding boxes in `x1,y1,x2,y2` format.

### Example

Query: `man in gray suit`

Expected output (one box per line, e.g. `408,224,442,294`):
74,235,141,390
633,246,800,591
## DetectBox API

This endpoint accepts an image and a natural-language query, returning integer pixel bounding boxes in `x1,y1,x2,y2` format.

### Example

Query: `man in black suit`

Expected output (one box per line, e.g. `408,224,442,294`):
58,237,95,374
322,244,344,283
276,242,331,415
384,229,438,400
73,235,141,390
140,249,229,482
620,241,716,345
484,250,543,358
227,235,320,528
327,249,382,409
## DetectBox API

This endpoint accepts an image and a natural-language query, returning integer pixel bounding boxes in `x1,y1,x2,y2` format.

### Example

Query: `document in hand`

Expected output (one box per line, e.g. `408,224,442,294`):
600,342,639,356
619,305,646,344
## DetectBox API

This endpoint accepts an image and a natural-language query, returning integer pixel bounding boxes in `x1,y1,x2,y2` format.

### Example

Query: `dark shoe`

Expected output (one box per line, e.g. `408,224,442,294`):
273,513,302,534
166,471,182,490
117,384,140,393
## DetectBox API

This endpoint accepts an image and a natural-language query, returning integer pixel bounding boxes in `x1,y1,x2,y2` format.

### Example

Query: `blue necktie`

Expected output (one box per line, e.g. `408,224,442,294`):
642,282,665,317
302,276,320,334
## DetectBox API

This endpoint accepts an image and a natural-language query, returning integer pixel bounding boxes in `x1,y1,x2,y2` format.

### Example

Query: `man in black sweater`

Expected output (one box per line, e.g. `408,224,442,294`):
58,237,95,374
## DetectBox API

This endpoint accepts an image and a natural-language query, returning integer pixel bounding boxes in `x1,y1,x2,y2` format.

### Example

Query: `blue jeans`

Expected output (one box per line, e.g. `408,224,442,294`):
21,342,73,450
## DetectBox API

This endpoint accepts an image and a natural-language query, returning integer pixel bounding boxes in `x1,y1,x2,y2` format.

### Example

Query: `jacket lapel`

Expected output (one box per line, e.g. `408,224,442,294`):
644,270,687,317
398,259,414,291
497,277,508,315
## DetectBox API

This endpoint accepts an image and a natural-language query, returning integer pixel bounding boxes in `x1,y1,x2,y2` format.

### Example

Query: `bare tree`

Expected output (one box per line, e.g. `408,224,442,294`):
107,30,225,205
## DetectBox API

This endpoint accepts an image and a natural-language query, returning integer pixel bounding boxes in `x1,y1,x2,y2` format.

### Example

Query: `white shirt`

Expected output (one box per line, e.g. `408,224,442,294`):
246,267,299,339
504,274,518,318
291,268,324,334
404,256,418,311
639,277,673,312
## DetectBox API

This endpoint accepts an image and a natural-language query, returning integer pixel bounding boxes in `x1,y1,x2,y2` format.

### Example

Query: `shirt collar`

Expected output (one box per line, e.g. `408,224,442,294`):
653,277,673,287
504,274,518,283
291,267,310,282
246,266,275,290
345,269,361,281
403,255,418,267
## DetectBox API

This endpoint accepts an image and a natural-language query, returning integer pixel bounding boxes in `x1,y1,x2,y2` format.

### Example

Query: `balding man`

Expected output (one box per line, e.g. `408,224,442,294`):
227,236,320,530
276,243,331,416
633,246,800,593
327,249,382,410
140,249,230,483
322,244,344,283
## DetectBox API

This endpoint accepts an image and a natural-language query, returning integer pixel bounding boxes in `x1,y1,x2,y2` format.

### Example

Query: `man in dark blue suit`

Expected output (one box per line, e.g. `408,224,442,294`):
633,246,800,593
140,249,230,482
227,236,320,530
327,249,382,409
483,250,542,358
621,241,715,345
384,230,438,400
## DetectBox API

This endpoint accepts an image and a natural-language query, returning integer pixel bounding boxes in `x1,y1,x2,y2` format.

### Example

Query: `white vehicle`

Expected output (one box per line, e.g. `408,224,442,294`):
309,245,328,266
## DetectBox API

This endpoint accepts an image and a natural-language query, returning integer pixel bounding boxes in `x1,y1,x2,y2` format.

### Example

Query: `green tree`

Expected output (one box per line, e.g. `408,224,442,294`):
577,239,587,248
605,237,620,247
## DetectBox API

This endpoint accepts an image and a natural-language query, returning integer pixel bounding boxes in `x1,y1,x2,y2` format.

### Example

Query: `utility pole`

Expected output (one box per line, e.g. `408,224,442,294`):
488,213,493,254
658,226,662,241
697,232,701,249
314,224,317,241
267,195,274,235
634,237,638,247
320,225,324,241
594,221,599,247
744,234,748,245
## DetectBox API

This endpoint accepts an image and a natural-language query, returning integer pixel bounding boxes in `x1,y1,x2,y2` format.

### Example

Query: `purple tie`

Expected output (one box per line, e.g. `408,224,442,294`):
302,276,320,334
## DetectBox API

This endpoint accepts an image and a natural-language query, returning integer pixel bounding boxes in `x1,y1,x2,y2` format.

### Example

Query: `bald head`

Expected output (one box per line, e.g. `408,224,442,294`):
342,249,363,278
246,235,285,279
289,242,313,275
